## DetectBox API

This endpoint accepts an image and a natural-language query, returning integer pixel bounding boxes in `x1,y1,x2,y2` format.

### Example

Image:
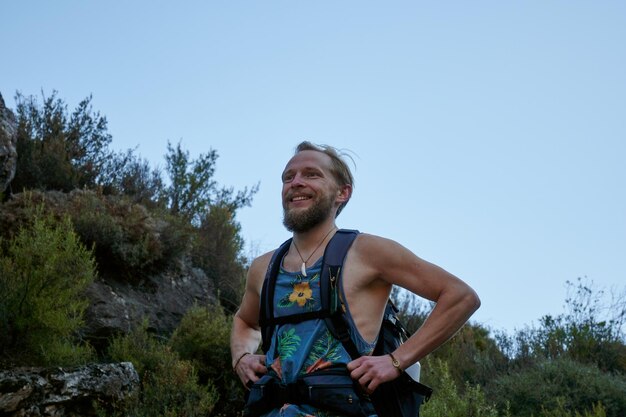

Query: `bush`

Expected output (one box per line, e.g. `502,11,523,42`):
0,190,192,281
499,278,626,374
539,398,607,417
0,209,95,366
394,289,508,389
425,323,508,390
420,359,503,417
169,304,245,416
107,320,218,416
490,357,626,417
69,191,165,276
98,148,165,207
192,204,247,312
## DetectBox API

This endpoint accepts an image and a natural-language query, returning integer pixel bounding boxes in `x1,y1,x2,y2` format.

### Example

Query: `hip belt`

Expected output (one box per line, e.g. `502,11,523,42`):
244,368,375,417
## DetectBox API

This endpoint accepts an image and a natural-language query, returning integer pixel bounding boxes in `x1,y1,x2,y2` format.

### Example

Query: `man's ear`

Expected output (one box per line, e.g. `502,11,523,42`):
336,184,352,204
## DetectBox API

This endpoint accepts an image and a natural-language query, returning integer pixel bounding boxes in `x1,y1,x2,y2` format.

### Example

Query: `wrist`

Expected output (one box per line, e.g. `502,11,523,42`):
233,352,250,371
388,352,403,373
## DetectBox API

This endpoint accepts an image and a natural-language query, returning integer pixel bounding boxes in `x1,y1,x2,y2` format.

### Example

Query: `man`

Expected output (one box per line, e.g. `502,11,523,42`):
231,142,480,416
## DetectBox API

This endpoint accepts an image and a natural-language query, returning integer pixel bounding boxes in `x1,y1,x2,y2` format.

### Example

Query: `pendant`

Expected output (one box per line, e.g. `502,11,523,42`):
301,262,307,277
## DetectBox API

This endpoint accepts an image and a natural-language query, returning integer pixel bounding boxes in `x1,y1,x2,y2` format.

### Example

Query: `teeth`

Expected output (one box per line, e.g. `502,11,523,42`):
292,196,309,201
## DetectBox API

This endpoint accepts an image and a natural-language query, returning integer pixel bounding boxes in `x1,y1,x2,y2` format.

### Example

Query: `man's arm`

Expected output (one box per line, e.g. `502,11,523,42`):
347,234,481,393
230,253,272,386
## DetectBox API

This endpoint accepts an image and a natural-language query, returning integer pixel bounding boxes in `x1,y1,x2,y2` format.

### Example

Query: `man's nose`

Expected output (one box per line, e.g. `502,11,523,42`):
290,173,306,187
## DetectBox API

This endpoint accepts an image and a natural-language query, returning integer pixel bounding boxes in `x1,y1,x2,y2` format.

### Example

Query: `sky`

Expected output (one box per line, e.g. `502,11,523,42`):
2,1,625,335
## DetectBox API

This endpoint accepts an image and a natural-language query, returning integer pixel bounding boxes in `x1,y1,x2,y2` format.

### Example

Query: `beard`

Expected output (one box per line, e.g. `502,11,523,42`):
283,192,335,233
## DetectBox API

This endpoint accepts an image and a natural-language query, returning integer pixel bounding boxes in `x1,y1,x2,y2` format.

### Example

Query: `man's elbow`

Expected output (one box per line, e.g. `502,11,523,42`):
464,288,481,314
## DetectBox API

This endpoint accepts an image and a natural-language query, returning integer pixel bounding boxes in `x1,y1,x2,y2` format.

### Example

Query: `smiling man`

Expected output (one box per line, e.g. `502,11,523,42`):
230,141,480,417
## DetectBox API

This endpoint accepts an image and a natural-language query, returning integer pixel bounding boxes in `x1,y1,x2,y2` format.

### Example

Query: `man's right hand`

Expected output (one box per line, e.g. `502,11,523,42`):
234,353,268,388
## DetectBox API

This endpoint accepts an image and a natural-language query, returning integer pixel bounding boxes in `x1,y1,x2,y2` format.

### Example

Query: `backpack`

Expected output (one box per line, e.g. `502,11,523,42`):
260,229,432,417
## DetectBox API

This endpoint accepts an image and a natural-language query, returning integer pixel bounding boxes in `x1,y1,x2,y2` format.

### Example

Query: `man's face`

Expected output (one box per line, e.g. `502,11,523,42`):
281,150,340,233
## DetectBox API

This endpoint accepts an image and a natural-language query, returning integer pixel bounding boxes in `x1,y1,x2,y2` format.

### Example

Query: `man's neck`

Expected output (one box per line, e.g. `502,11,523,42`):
292,219,338,252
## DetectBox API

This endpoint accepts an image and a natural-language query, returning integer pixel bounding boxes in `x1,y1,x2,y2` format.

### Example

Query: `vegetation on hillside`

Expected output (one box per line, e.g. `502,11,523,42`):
5,90,257,310
0,210,96,366
1,91,624,416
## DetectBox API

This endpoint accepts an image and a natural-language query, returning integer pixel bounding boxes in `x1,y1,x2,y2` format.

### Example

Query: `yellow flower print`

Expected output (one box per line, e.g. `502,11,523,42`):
289,282,313,307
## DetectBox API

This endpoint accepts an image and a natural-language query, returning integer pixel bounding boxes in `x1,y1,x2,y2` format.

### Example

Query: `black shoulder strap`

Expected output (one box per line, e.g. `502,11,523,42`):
319,230,362,359
259,237,292,354
318,229,359,314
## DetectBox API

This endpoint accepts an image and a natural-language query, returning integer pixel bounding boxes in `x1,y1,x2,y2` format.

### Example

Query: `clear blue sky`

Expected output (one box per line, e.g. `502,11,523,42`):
2,1,625,334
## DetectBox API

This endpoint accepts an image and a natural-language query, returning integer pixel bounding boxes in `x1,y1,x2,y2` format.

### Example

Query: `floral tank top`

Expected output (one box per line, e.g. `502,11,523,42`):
262,257,377,417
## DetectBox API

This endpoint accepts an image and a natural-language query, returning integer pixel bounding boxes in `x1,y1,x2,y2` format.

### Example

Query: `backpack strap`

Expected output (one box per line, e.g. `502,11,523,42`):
320,229,362,359
259,238,292,354
323,233,407,361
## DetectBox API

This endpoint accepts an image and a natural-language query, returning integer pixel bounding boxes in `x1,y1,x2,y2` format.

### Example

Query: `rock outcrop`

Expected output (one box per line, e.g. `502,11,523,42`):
0,362,139,416
0,92,18,194
84,266,213,351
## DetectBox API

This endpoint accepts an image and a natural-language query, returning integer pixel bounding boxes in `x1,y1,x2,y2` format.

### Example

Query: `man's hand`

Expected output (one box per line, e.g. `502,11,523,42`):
347,355,402,394
234,353,268,388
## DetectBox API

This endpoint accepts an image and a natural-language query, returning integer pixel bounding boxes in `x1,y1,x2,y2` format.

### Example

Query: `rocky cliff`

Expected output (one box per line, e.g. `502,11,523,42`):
84,265,213,351
0,93,18,194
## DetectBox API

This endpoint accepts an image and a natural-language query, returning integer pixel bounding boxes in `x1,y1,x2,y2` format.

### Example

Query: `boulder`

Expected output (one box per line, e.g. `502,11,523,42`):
0,92,18,194
0,362,139,416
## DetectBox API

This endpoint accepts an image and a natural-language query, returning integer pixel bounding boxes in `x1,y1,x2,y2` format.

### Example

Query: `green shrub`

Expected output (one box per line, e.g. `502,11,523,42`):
69,191,165,276
157,210,195,268
490,357,626,417
108,320,218,416
0,210,95,366
499,278,626,374
428,323,508,389
98,148,166,207
539,398,607,417
192,204,247,313
394,289,508,389
169,304,245,416
420,359,503,417
0,190,192,281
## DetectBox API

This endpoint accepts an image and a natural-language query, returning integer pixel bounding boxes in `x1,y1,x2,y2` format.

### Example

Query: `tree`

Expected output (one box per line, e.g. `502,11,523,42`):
164,140,258,225
11,91,113,193
99,148,165,207
164,141,258,309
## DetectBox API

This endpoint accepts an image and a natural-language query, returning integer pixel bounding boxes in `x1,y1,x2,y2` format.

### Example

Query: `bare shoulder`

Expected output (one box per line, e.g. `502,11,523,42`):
353,232,401,251
351,232,456,301
351,233,414,269
246,250,275,291
249,250,275,276
343,233,415,288
235,250,275,326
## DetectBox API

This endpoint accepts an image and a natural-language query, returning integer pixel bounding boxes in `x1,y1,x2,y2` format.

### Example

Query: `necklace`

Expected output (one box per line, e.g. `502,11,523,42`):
292,226,337,277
